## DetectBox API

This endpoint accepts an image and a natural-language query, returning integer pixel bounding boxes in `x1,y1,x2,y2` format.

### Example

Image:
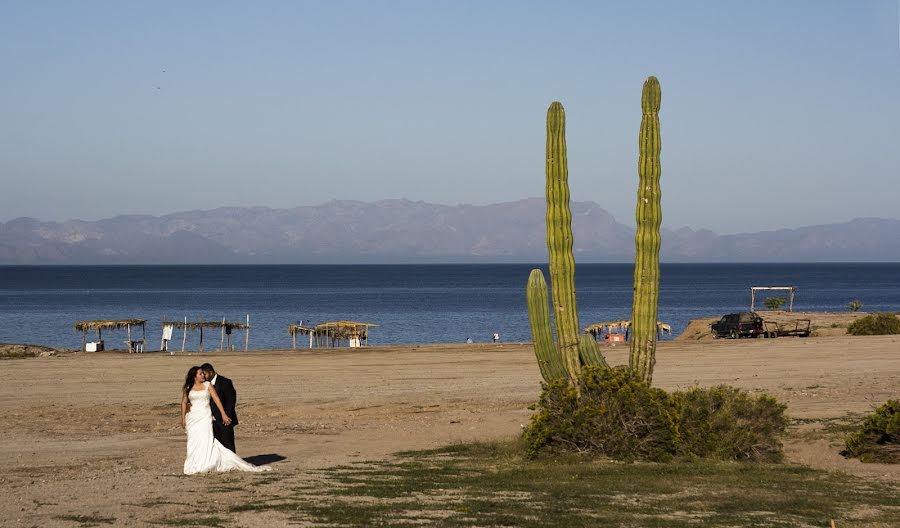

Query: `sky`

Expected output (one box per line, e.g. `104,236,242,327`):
1,1,898,234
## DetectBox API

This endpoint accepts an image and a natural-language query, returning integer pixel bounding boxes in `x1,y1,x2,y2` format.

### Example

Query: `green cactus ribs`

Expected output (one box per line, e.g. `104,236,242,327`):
629,76,662,384
545,101,581,385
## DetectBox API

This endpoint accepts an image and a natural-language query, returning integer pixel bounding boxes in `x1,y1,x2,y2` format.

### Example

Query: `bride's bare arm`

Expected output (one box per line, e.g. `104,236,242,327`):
208,385,232,425
181,393,188,429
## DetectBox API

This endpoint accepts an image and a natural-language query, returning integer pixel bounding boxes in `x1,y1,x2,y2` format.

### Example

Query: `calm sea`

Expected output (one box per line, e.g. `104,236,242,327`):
1,264,898,350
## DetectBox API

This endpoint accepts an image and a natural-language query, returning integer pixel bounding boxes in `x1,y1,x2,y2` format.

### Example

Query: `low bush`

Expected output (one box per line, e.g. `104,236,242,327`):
524,367,787,462
842,400,900,463
523,366,677,461
847,313,900,335
673,386,787,462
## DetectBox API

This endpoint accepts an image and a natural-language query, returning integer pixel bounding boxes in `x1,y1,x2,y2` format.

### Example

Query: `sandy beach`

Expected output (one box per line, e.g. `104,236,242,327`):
1,335,898,526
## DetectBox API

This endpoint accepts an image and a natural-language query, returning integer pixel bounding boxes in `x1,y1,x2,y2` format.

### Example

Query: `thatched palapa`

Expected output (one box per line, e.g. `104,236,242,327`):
584,319,671,341
162,316,251,353
74,319,146,353
288,320,378,349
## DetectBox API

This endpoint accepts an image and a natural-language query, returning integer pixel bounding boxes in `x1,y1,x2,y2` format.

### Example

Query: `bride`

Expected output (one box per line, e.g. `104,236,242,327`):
181,366,271,474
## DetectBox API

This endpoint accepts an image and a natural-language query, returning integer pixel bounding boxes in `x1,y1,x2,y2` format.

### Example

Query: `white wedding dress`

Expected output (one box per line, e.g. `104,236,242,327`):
183,382,271,475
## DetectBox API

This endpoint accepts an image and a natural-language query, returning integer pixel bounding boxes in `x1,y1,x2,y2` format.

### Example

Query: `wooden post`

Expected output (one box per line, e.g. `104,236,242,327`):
181,317,187,352
127,324,132,353
244,314,250,352
220,317,226,352
292,329,296,350
789,288,795,312
199,325,203,353
141,323,146,353
82,329,86,352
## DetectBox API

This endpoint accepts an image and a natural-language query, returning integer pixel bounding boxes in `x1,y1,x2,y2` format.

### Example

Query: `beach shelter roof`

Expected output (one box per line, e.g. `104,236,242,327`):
73,319,146,332
161,320,250,330
289,320,378,337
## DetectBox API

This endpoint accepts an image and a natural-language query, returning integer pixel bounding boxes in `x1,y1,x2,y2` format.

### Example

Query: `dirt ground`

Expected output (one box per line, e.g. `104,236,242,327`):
1,335,898,527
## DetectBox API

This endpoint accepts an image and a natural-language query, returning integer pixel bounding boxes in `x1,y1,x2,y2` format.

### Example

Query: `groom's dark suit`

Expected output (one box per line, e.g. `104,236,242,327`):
210,374,238,453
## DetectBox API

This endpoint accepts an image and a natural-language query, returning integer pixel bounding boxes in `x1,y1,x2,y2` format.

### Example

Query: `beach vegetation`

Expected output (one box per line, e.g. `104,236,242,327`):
527,102,608,388
842,399,900,463
523,366,787,462
847,313,900,335
527,77,663,388
222,441,899,526
763,296,787,310
53,514,116,526
848,299,863,311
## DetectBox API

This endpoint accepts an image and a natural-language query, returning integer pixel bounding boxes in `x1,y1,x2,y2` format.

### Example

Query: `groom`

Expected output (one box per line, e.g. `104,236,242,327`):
200,363,239,453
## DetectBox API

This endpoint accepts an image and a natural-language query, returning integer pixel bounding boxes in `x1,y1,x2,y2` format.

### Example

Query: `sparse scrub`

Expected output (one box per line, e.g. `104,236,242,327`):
523,366,676,461
847,313,900,335
842,400,900,463
848,299,863,312
221,441,900,526
672,385,787,462
523,366,787,462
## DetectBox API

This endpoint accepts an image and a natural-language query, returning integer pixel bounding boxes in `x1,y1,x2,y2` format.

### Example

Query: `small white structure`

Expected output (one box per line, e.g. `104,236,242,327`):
750,286,795,312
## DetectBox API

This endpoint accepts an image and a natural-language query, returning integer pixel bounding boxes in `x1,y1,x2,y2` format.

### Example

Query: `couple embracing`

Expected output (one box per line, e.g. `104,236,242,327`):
180,363,270,474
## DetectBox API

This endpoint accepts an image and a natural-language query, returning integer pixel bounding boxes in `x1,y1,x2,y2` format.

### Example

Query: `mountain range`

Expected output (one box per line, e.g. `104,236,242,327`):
1,198,898,264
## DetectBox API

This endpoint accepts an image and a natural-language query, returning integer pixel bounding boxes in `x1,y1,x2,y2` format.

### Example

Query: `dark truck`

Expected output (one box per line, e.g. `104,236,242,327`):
711,312,765,339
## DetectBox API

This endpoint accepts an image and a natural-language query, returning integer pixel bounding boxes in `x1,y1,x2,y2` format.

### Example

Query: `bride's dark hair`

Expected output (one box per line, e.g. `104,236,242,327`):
183,366,201,396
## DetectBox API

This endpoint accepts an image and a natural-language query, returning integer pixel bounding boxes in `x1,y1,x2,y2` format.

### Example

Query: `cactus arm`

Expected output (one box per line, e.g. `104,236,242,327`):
545,101,581,384
629,76,662,384
526,269,567,382
578,333,609,369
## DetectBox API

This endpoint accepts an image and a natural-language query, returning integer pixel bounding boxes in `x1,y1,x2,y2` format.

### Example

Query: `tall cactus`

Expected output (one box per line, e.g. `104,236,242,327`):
545,101,582,385
629,76,662,384
527,101,605,386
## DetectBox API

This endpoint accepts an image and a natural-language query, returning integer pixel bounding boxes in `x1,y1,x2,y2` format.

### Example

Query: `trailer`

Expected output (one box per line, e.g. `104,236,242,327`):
763,319,811,338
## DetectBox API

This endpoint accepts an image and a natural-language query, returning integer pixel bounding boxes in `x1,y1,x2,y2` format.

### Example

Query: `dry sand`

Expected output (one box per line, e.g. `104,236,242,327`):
1,335,898,526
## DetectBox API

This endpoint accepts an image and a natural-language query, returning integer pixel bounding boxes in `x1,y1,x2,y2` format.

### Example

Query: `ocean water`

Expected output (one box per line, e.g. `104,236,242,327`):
1,264,898,350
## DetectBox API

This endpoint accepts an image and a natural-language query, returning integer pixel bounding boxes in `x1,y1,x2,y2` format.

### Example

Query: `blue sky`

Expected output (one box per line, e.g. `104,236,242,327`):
1,1,898,233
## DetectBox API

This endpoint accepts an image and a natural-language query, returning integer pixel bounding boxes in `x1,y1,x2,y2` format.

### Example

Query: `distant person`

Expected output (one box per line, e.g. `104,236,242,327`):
465,337,473,344
492,332,500,343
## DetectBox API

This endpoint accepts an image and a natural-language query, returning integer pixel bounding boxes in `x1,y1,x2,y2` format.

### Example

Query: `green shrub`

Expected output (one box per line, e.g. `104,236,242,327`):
763,297,787,310
842,400,900,463
672,386,787,462
848,299,862,312
523,367,787,463
847,313,900,336
523,366,677,461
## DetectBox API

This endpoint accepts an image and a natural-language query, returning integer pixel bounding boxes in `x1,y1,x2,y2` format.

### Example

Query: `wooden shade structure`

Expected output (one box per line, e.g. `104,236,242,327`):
288,320,378,349
162,316,251,353
74,319,146,352
584,319,671,341
750,286,795,312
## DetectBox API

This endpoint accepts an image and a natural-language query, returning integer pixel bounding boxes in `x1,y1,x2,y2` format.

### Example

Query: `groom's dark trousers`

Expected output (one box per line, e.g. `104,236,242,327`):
211,375,238,453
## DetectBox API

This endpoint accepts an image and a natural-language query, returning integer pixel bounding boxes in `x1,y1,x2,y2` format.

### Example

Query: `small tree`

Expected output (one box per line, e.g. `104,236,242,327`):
849,299,862,312
763,297,787,310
